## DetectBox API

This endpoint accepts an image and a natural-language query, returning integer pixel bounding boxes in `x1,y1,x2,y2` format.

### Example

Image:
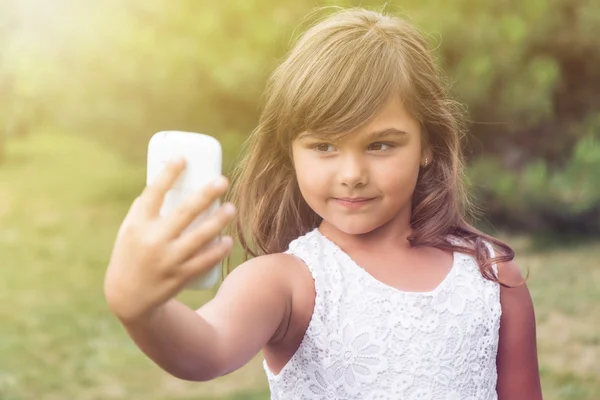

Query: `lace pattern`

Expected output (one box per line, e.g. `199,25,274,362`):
264,229,501,399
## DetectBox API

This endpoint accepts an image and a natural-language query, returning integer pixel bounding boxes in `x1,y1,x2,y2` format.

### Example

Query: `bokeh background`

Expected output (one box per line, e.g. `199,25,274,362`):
0,1,599,399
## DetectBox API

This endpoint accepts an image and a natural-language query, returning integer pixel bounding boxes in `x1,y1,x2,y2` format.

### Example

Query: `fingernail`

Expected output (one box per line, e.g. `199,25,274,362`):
222,203,236,215
170,156,184,165
221,236,233,248
212,176,228,190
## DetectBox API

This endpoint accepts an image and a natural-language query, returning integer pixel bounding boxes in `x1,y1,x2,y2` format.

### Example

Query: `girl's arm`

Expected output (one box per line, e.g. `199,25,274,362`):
120,254,295,381
496,260,543,399
104,158,296,381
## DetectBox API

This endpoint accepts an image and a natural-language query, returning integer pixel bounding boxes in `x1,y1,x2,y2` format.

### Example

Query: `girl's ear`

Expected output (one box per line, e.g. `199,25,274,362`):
421,148,433,168
419,126,432,167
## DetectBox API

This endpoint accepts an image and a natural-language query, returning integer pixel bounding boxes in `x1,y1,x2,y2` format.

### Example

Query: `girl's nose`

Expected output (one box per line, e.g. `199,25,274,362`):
338,154,368,188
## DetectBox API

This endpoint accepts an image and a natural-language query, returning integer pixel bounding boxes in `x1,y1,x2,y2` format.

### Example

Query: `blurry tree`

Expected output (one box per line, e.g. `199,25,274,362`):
413,0,600,233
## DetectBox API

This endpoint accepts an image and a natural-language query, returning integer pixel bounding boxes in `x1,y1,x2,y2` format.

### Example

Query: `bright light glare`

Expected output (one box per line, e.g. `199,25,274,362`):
5,0,95,47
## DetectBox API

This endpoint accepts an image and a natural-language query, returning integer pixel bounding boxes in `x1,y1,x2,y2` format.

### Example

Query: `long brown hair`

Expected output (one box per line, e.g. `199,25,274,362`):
226,7,516,284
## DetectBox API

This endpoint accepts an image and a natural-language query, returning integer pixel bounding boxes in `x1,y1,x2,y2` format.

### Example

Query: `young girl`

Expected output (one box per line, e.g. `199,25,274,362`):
104,7,543,400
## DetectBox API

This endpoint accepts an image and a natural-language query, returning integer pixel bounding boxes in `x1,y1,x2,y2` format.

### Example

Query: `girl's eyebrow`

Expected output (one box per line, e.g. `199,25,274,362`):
297,127,408,141
297,131,328,140
368,128,409,138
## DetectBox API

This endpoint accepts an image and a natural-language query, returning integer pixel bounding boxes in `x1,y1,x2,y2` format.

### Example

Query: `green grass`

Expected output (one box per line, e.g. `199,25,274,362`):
0,131,599,399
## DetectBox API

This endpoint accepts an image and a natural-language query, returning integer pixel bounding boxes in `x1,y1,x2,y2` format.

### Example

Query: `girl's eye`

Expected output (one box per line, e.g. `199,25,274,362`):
369,142,393,152
314,143,335,152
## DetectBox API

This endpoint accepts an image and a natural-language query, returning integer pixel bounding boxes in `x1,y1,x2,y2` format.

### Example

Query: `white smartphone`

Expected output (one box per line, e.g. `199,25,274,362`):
146,131,223,290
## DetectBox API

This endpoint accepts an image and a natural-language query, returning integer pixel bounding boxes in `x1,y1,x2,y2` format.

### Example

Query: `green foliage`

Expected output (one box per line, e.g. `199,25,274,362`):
469,118,600,233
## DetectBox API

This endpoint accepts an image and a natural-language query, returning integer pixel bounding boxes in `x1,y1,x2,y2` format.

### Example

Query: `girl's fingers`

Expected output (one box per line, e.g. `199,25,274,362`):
177,236,234,280
161,176,229,237
170,202,236,261
139,158,186,217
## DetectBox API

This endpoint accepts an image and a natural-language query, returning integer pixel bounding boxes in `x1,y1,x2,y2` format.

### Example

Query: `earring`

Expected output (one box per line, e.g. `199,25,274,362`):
424,158,429,167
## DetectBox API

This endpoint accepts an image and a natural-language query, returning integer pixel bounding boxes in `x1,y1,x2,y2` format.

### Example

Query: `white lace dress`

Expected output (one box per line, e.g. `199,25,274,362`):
263,228,501,400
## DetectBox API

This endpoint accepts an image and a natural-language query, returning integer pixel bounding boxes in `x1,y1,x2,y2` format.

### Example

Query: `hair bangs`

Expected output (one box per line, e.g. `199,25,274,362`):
284,27,415,142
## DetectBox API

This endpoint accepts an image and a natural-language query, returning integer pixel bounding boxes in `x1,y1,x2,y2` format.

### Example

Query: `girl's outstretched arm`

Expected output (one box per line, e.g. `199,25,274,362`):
104,158,294,382
496,260,543,399
120,254,294,381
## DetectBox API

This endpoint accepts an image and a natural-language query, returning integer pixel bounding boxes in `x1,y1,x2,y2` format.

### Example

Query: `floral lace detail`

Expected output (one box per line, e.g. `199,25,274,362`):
264,229,501,400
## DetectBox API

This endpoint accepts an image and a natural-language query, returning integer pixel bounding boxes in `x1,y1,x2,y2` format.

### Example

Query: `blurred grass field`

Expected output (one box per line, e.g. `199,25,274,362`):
0,132,598,400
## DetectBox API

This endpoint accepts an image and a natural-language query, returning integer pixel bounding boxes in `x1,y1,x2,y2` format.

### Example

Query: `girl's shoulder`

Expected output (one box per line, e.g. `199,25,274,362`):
222,252,315,343
239,252,312,287
244,251,316,304
446,233,524,286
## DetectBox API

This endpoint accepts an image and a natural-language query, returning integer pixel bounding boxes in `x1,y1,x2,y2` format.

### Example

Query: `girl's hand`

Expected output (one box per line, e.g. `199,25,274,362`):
103,158,235,323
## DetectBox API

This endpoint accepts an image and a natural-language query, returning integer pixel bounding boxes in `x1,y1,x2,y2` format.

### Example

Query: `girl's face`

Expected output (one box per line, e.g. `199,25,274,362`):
292,99,428,235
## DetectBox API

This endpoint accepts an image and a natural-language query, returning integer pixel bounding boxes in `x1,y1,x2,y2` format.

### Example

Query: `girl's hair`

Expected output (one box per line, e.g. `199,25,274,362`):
226,7,516,285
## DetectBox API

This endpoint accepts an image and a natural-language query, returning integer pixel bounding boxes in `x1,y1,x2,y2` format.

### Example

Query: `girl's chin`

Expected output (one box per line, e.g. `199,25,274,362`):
320,217,383,236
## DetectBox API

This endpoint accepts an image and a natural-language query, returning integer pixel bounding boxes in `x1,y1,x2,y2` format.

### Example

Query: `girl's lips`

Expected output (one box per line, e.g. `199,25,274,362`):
335,197,373,202
332,197,376,209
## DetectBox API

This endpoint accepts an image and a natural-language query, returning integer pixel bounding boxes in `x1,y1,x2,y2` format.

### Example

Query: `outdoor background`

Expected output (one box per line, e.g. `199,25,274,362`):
1,0,599,399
